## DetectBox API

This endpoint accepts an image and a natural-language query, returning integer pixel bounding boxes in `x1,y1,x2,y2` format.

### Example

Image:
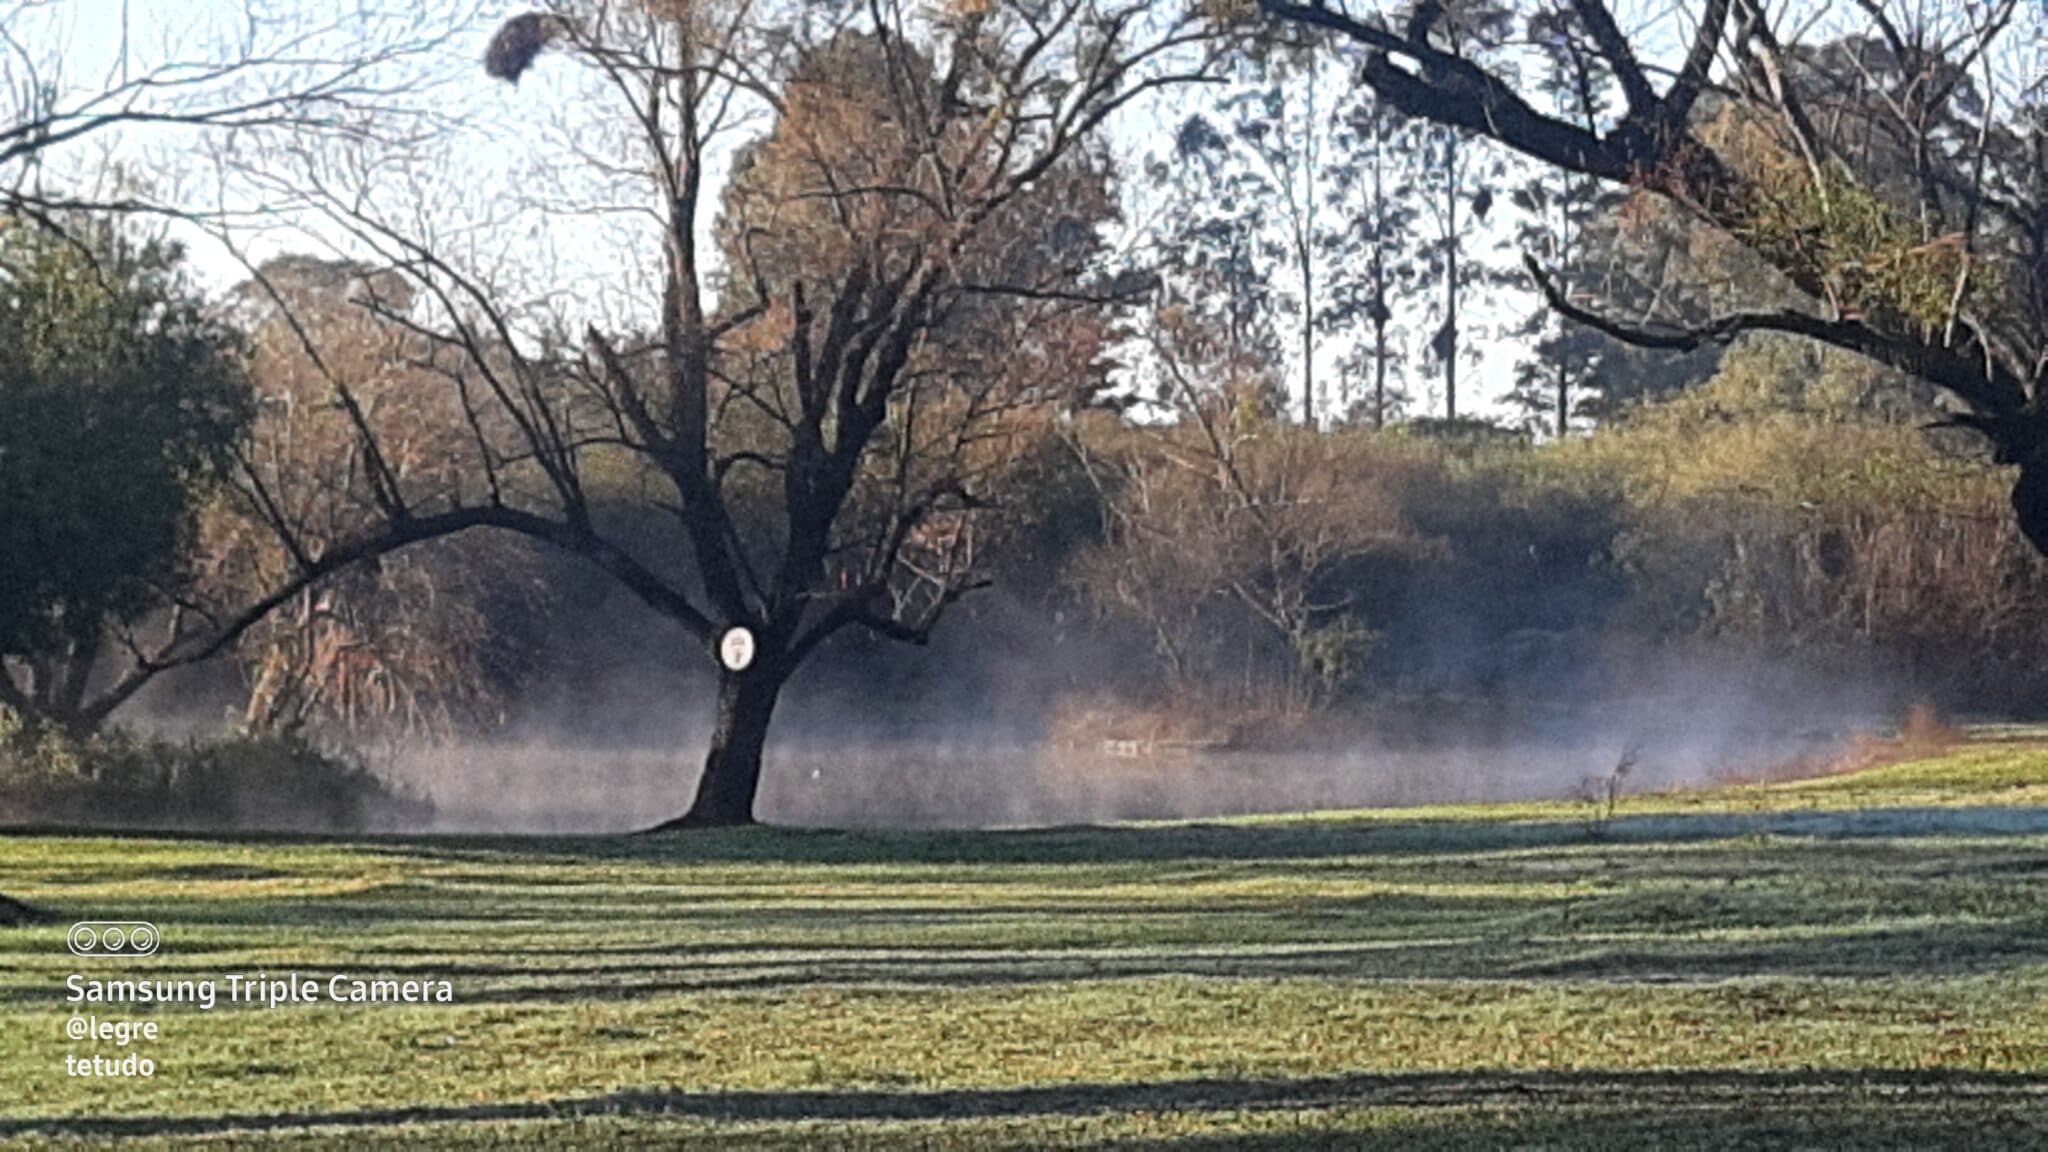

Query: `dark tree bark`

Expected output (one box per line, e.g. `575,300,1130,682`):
657,669,785,830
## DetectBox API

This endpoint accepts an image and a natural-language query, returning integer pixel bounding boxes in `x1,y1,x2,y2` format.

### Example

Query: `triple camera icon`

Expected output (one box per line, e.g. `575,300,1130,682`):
68,921,161,957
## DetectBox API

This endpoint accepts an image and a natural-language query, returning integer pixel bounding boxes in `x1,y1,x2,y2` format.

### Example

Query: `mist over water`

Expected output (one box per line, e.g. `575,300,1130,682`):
396,662,1888,833
406,734,1848,835
130,582,1908,834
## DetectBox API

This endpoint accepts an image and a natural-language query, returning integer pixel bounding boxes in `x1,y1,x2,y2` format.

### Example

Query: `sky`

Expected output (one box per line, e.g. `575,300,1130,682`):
9,0,2047,427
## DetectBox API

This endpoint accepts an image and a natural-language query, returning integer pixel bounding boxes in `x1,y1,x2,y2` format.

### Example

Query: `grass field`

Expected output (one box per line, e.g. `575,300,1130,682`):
4,742,2048,1148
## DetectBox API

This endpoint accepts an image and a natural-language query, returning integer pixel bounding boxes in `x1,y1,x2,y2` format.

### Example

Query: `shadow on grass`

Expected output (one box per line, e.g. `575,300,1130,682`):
316,908,2048,990
11,804,2048,871
6,806,2046,996
203,913,2048,996
1510,914,2048,981
8,889,2039,1005
0,892,48,926
3,1068,2043,1142
431,805,2048,867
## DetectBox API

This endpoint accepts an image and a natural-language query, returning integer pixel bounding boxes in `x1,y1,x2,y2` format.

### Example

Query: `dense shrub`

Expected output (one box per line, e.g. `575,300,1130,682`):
0,722,429,832
1062,335,2048,721
1066,414,1442,712
1565,337,2048,709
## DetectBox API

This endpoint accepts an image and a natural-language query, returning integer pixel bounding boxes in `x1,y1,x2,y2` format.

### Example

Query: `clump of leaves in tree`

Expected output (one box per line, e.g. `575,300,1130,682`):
1710,112,1980,328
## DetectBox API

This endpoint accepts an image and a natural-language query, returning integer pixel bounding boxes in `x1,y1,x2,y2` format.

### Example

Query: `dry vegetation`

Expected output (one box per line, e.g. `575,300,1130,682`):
1712,702,1965,787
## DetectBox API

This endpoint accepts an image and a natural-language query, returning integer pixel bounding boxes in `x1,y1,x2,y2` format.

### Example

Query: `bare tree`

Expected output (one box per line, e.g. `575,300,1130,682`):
207,257,547,740
1259,0,2048,548
257,0,1221,827
1071,304,1428,712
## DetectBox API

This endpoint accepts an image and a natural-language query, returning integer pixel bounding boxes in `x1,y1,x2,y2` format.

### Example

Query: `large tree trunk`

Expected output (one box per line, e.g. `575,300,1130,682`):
2012,459,2048,557
651,670,784,831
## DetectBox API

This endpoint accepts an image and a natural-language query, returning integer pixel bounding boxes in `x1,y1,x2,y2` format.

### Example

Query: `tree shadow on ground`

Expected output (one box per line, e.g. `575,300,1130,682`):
12,804,2048,871
420,805,2048,868
2,1067,2043,1145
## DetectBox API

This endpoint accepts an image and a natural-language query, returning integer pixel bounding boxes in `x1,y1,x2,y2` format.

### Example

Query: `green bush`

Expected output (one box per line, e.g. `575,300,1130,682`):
0,721,429,833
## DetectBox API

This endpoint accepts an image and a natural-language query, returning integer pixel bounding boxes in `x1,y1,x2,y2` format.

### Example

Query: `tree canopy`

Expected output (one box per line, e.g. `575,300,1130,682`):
0,221,251,731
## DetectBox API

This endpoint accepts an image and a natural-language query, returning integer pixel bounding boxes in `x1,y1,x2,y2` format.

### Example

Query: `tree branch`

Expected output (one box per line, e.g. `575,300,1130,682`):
1522,254,2027,420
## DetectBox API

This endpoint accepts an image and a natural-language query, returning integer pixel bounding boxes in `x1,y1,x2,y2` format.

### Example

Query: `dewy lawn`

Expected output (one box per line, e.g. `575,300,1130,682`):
2,743,2046,1149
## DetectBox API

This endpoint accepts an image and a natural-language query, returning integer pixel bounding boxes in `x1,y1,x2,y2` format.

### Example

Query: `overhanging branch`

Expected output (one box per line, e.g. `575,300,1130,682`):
77,503,715,729
1522,254,2028,421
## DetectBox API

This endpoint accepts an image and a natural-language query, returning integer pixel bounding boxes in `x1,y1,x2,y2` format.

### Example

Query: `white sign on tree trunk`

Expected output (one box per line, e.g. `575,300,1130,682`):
718,627,757,673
